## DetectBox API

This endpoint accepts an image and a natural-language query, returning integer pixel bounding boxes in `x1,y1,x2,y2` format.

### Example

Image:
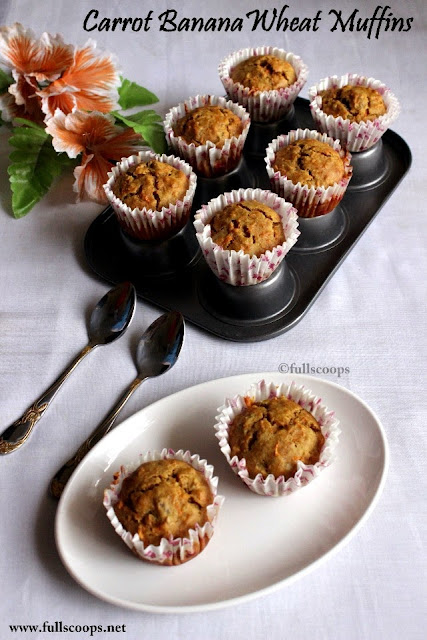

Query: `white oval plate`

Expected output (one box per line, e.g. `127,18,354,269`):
55,373,388,613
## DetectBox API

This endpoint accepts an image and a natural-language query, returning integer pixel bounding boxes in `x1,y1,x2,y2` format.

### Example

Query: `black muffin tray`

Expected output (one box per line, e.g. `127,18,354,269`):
84,97,411,342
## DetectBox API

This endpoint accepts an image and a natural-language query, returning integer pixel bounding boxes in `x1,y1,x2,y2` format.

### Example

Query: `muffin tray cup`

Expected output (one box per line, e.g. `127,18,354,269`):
84,97,412,342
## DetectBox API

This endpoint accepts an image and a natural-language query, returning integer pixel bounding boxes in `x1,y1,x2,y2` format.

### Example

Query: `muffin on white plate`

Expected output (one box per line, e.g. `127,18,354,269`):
104,448,224,566
214,380,340,497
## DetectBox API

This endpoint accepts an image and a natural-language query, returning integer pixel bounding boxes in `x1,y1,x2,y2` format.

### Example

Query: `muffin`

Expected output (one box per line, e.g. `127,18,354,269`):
228,395,324,481
111,159,189,212
164,95,250,177
210,200,286,257
309,74,400,152
272,138,346,188
214,380,341,497
172,105,243,147
104,151,197,241
319,85,386,123
193,187,300,286
219,46,308,122
104,449,224,566
230,54,297,92
265,129,353,218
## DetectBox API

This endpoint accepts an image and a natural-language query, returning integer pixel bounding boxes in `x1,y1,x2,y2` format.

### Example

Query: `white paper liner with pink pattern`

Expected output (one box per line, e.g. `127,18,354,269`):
104,151,197,241
308,73,400,152
104,448,224,566
218,46,308,123
265,129,353,218
214,380,340,497
163,95,250,177
193,188,300,286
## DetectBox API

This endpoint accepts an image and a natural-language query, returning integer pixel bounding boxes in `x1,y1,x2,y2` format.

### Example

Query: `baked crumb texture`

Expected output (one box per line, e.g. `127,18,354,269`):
319,85,386,123
114,459,214,547
230,54,297,93
111,159,189,212
173,105,243,147
229,396,325,481
210,199,286,257
273,138,345,188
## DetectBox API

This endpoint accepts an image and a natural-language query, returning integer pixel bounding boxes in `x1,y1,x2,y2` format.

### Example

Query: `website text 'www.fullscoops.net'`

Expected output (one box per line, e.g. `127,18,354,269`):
8,621,126,637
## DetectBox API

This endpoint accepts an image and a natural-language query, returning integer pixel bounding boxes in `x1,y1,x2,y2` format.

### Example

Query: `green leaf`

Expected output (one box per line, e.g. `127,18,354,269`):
113,109,162,127
13,117,46,131
114,110,167,154
0,68,13,93
118,77,159,109
8,126,72,218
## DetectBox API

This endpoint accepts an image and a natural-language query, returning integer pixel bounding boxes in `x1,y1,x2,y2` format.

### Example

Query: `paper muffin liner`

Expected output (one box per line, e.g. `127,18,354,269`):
193,187,299,286
163,94,250,178
214,380,341,497
219,46,308,123
265,129,353,218
308,73,400,152
103,448,224,566
103,150,197,241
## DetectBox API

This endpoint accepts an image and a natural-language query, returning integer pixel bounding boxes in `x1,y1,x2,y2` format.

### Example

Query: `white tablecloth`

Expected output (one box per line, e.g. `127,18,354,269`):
1,1,426,638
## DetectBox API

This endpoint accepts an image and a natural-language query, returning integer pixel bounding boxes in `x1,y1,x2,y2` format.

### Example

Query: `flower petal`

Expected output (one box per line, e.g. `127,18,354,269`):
39,39,120,118
45,109,86,157
95,128,144,161
0,23,73,81
0,23,37,73
4,74,44,123
74,152,112,203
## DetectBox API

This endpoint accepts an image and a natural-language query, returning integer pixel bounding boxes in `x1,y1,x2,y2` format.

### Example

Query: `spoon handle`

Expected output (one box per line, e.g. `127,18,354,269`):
50,376,145,499
0,344,95,455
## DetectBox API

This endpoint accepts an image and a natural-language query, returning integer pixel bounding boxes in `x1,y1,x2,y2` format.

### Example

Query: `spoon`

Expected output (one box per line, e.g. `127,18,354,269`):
49,310,185,499
0,282,136,455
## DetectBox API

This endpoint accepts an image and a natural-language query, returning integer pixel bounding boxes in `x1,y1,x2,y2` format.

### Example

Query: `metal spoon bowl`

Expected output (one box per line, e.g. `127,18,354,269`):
50,310,185,498
0,282,136,455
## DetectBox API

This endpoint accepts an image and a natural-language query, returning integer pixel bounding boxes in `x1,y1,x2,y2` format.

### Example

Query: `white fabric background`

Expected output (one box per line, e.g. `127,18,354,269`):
0,0,425,638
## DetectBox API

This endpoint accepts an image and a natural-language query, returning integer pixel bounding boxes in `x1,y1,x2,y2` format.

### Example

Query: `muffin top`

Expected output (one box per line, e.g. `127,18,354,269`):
114,458,214,546
210,200,285,257
228,395,324,480
273,138,345,188
112,159,189,211
230,54,297,92
172,105,243,147
319,84,386,123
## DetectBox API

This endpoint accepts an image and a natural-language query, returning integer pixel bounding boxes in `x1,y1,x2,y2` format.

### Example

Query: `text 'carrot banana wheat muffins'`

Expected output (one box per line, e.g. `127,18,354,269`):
214,380,341,497
104,449,224,565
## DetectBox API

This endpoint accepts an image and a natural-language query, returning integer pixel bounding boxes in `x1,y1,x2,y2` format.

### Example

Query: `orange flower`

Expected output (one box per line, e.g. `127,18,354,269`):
0,23,73,122
38,39,121,118
45,110,144,203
